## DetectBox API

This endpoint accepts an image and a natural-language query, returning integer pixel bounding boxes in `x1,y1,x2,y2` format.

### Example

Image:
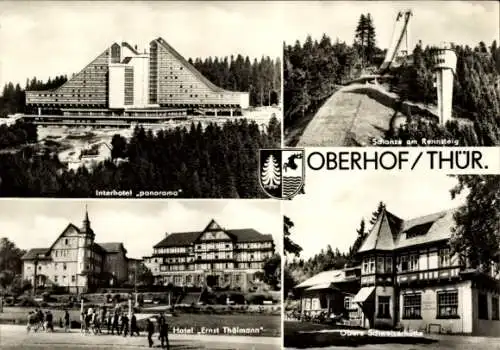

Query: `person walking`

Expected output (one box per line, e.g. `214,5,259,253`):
121,313,129,337
99,307,106,334
158,314,169,350
130,312,140,336
111,311,119,335
146,318,155,348
106,309,112,334
45,310,54,332
80,311,86,334
64,310,70,332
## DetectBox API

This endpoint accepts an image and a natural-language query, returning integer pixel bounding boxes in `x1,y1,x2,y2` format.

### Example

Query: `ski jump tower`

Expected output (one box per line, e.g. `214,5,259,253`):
379,9,412,71
432,44,457,125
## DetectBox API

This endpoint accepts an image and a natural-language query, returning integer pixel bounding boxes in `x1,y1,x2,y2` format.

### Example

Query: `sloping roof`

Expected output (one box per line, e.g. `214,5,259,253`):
396,209,454,249
98,242,126,254
357,207,456,254
153,226,273,248
295,269,348,289
121,42,139,55
153,37,226,93
306,283,339,291
22,248,50,260
358,210,401,253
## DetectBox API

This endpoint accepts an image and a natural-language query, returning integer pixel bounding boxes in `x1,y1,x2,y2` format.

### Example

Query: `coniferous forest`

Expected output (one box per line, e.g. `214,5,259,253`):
189,55,282,106
0,117,281,197
284,13,500,146
0,55,280,118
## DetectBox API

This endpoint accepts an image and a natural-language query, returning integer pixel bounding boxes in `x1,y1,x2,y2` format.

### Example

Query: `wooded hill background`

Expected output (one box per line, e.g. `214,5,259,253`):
284,13,500,146
0,55,281,118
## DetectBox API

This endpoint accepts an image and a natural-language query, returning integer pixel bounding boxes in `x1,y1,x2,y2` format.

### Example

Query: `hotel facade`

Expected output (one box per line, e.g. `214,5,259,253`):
21,209,130,294
295,207,500,336
24,38,249,126
144,219,275,292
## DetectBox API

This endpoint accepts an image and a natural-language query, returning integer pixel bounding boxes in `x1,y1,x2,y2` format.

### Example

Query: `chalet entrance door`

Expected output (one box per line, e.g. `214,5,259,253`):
206,275,218,287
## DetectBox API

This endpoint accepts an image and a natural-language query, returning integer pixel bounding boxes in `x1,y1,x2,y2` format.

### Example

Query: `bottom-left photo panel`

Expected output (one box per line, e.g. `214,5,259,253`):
0,199,282,350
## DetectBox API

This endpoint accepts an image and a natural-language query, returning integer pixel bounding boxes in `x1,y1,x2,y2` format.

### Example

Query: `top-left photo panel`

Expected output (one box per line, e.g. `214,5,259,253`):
0,1,283,198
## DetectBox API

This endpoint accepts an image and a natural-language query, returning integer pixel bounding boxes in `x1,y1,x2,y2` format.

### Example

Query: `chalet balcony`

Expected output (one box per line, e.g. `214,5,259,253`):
396,266,461,285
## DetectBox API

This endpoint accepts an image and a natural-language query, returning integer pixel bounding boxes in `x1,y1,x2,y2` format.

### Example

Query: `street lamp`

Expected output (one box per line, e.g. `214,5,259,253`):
33,257,39,296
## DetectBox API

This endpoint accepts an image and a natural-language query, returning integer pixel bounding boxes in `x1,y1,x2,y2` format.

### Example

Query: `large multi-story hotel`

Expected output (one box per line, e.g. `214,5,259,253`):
143,219,275,291
21,209,130,294
295,207,500,336
23,38,249,126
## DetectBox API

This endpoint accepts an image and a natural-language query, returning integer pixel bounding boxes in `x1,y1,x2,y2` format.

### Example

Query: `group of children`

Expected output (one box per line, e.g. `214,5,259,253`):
27,308,70,333
26,306,170,349
80,306,139,336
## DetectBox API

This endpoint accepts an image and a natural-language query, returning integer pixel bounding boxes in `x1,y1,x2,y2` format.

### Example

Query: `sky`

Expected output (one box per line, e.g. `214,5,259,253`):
0,1,284,88
0,200,282,260
284,172,468,260
282,1,499,50
1,1,497,88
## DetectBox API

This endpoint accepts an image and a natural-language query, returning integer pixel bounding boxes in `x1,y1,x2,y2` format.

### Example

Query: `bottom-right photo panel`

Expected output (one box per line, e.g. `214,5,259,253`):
284,173,500,349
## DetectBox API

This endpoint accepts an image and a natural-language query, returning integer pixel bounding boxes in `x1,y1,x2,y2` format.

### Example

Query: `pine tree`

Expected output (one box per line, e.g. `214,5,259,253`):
261,154,280,189
370,201,386,225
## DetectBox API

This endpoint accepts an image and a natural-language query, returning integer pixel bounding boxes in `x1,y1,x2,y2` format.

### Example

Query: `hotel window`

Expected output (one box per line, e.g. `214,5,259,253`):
377,296,391,318
369,257,375,273
71,275,76,282
54,276,58,283
386,257,392,273
437,291,458,318
377,257,384,273
478,293,488,320
492,296,499,320
400,256,409,272
344,296,352,310
38,266,42,271
409,255,419,271
403,294,422,319
363,259,369,274
439,248,451,267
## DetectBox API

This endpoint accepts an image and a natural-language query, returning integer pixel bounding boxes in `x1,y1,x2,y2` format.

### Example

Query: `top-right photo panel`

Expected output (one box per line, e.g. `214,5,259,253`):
283,0,500,147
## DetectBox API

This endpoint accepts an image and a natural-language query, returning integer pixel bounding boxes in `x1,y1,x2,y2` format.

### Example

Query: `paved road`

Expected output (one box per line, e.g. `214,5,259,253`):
0,325,281,350
285,334,500,350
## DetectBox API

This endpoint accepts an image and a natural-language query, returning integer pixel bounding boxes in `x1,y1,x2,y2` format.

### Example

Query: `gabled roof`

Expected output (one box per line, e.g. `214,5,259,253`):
396,209,454,249
153,220,273,248
98,242,127,254
21,248,51,260
295,269,353,289
46,223,82,253
357,207,457,254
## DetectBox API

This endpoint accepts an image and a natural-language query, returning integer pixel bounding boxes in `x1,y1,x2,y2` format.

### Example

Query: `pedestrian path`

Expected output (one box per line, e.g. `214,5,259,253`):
0,324,281,350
